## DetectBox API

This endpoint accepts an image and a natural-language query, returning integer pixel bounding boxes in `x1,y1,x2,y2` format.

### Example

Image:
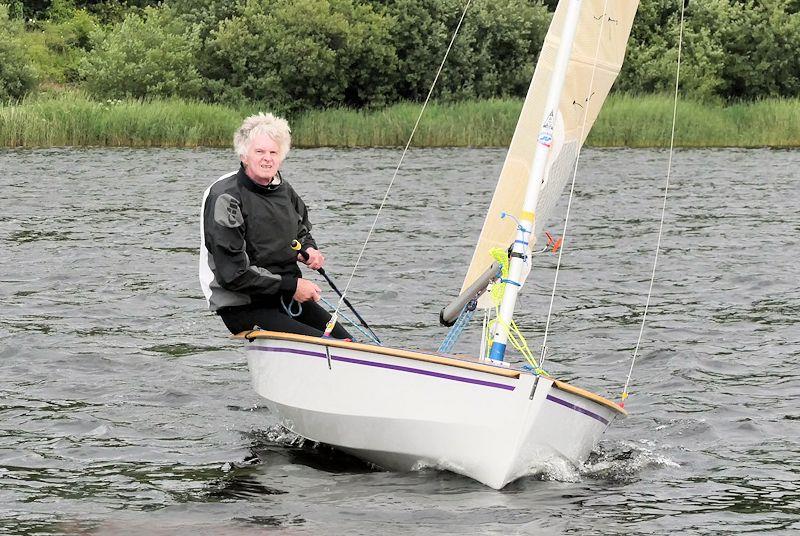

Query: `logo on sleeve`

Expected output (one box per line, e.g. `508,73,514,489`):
214,194,244,228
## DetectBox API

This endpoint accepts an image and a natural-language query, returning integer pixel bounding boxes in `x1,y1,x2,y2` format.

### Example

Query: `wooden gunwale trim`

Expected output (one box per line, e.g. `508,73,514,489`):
235,330,520,378
553,380,627,416
235,330,627,415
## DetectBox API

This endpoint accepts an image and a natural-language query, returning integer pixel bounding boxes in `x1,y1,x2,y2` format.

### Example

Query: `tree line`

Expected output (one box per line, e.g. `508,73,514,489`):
2,0,799,110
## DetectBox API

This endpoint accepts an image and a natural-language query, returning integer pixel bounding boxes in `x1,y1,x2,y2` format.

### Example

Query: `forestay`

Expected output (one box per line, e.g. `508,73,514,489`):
461,0,639,309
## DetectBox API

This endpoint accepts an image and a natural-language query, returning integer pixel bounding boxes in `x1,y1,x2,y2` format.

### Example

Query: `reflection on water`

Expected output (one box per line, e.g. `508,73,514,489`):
0,147,798,535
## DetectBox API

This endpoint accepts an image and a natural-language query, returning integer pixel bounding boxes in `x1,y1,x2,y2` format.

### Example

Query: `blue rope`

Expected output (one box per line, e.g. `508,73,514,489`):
320,296,382,345
438,300,477,354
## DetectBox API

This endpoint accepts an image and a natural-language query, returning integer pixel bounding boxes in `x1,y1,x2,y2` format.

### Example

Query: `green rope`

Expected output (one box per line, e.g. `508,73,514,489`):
484,248,546,374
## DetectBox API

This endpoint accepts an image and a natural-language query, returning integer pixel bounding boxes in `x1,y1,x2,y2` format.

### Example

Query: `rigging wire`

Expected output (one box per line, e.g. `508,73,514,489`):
319,296,382,345
325,0,474,330
621,0,687,404
540,0,612,369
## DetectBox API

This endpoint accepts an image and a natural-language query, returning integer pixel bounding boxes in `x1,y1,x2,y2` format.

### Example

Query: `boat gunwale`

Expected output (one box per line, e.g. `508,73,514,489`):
235,330,627,416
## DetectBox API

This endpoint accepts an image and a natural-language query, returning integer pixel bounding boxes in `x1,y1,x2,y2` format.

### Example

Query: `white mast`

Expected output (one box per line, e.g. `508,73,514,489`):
488,0,583,362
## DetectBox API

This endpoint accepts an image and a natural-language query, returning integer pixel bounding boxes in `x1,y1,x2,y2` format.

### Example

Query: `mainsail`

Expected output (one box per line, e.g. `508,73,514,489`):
461,0,639,308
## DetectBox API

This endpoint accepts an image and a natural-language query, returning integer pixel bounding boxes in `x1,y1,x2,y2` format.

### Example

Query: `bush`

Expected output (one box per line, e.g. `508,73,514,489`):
4,1,22,19
205,0,397,111
20,6,99,85
167,0,246,41
46,0,78,22
377,0,551,102
692,0,800,100
0,5,37,101
453,0,551,99
79,6,204,99
617,0,800,101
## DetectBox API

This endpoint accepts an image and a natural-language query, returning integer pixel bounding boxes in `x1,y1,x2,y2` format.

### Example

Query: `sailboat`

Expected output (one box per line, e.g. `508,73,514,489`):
238,0,640,489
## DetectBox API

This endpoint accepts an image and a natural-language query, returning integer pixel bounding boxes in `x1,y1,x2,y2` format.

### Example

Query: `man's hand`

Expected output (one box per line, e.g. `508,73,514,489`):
298,247,325,270
293,278,321,302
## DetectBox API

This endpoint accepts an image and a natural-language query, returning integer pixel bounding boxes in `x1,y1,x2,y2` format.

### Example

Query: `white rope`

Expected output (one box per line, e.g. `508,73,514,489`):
540,0,612,369
622,0,686,399
328,0,474,323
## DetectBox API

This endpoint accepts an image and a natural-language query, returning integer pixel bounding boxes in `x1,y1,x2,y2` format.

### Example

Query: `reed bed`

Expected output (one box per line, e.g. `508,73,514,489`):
590,94,800,148
1,91,799,148
0,92,241,148
293,99,521,147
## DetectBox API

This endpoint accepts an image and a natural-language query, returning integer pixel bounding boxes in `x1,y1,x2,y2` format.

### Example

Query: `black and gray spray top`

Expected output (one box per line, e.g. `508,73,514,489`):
199,165,317,311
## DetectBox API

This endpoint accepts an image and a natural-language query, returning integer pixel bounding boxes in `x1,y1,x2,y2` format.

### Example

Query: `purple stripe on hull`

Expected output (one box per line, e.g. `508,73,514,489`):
249,345,610,424
546,394,610,425
249,345,516,391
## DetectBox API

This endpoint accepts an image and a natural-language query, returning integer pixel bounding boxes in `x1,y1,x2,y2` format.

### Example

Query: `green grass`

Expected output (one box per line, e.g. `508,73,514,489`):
0,91,241,147
2,91,799,148
293,99,522,147
590,94,800,148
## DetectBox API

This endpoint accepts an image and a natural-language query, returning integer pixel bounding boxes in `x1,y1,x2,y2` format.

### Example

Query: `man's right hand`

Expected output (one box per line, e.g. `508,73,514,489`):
293,278,321,303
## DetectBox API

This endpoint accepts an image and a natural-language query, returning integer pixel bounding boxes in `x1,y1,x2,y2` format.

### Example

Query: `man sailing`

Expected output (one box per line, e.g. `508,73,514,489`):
200,112,350,339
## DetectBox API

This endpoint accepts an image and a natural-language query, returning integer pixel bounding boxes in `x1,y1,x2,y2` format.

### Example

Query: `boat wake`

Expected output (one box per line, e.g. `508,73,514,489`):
580,440,680,482
507,440,679,484
241,427,676,487
245,425,379,474
245,424,307,448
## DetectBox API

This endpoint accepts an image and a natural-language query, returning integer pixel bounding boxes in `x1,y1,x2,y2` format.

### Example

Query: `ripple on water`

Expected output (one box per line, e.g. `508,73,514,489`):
0,147,798,535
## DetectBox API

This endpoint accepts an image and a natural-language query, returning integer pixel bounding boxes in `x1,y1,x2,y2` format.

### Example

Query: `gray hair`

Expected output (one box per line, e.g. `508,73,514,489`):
233,112,291,160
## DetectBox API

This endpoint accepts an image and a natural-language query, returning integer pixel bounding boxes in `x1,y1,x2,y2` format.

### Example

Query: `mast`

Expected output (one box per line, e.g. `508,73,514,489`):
488,0,583,363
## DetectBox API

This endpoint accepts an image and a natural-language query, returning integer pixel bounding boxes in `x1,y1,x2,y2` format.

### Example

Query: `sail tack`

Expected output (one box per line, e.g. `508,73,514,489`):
461,0,640,307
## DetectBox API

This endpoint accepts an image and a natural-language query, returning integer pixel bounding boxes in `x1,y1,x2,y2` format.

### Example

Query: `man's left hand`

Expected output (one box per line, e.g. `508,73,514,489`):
299,247,325,270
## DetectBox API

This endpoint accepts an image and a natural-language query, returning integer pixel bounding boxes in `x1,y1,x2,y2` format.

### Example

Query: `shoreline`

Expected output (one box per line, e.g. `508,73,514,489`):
1,92,799,149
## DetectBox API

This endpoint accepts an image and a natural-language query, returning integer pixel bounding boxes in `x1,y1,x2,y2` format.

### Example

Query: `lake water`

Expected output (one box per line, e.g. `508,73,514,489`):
1,147,798,535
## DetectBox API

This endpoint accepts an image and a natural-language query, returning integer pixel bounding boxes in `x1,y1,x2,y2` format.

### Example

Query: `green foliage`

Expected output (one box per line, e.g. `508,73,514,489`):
0,90,242,147
371,0,449,101
619,0,800,100
588,93,800,148
205,0,397,111
618,1,707,96
5,0,22,19
3,91,800,148
167,0,246,40
294,98,523,147
16,0,48,19
0,5,38,101
453,0,550,99
9,0,800,109
79,6,204,99
46,0,77,22
19,5,98,84
50,7,97,49
17,1,163,20
83,1,135,25
691,0,800,100
377,0,550,101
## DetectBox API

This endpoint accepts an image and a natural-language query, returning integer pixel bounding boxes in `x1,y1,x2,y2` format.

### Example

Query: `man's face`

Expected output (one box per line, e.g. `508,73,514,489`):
242,133,283,185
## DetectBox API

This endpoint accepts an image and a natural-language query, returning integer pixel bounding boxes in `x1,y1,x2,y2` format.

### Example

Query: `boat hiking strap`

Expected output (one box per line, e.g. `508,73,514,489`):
437,299,477,353
320,296,382,346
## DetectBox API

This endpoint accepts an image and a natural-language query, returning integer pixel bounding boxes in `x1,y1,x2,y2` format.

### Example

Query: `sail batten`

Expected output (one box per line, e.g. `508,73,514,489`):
460,0,639,309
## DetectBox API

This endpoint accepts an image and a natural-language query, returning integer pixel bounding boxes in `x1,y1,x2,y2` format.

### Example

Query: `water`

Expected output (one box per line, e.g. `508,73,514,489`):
1,147,798,535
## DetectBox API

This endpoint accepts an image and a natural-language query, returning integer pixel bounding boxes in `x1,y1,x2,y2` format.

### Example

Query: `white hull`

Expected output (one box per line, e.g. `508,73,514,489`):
244,332,625,489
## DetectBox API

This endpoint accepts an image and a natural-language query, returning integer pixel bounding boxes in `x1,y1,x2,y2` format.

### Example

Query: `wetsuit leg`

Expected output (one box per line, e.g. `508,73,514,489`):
219,302,351,339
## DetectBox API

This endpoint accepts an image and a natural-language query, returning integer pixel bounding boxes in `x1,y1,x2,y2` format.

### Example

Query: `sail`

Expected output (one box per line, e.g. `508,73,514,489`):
461,0,639,308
